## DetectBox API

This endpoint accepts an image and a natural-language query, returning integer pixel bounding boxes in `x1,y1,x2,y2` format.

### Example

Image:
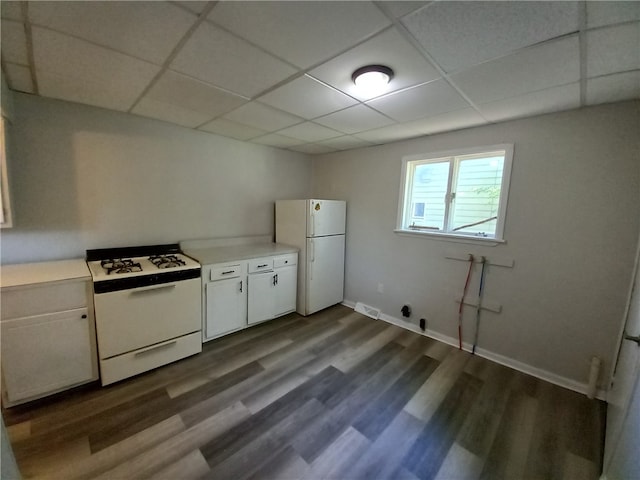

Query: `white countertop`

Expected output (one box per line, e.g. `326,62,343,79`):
0,259,91,289
183,243,298,266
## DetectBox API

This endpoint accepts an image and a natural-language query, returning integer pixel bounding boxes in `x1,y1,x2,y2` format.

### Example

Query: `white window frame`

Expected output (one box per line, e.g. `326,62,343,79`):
0,115,13,228
395,144,514,244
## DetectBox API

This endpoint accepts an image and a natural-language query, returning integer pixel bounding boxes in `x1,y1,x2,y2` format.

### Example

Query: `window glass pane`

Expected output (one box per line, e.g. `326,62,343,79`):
451,154,504,236
407,161,449,230
413,202,425,218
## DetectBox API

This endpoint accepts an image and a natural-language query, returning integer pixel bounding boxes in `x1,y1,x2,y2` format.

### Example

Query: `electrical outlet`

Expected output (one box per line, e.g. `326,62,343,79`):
377,283,384,293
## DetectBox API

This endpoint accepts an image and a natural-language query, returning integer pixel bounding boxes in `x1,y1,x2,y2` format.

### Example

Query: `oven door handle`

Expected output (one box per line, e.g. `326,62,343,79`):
134,339,177,356
129,283,177,295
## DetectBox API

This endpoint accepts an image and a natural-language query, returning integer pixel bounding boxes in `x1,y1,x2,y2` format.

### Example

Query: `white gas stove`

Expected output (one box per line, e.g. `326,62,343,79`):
86,244,202,385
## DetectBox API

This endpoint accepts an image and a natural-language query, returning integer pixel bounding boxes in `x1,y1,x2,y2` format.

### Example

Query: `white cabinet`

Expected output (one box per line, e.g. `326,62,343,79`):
203,262,247,341
0,261,99,406
274,256,297,317
248,254,297,325
2,308,94,403
248,270,276,325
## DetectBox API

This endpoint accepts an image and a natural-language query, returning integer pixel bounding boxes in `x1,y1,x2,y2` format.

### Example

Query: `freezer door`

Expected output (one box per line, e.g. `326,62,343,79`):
306,234,345,315
307,200,346,237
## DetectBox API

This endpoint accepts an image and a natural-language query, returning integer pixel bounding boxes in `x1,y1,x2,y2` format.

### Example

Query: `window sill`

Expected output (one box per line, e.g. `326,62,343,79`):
394,229,506,246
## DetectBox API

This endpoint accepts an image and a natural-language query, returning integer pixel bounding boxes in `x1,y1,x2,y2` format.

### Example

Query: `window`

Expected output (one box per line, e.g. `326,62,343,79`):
397,144,513,242
0,115,12,228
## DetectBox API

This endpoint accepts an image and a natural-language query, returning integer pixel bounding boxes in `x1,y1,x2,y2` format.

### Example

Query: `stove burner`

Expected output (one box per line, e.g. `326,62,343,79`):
101,258,143,275
149,254,186,269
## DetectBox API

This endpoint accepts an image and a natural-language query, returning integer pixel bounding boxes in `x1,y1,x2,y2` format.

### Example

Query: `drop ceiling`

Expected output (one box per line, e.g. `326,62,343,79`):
1,1,639,155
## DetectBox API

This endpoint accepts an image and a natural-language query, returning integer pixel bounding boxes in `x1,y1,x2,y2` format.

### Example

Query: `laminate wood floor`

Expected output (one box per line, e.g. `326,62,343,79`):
3,305,606,480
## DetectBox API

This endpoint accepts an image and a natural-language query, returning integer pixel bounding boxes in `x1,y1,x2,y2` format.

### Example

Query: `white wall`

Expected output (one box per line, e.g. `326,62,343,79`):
312,101,640,390
1,94,312,264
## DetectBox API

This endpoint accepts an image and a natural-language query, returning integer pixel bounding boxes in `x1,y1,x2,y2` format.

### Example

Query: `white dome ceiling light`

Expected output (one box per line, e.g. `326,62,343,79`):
351,65,394,96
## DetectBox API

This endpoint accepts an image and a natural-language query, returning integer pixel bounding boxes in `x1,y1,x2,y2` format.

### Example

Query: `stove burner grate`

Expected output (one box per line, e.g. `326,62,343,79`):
149,254,187,269
101,258,143,275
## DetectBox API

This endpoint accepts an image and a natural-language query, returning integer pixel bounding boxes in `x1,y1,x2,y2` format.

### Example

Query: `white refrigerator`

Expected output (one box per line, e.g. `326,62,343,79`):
275,199,346,316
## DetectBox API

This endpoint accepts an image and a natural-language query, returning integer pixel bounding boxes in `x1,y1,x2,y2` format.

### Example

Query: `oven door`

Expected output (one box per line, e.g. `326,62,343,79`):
93,278,201,359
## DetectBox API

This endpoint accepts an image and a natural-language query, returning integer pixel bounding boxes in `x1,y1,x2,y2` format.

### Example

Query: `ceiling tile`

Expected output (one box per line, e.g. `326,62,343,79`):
405,108,488,136
477,83,580,123
586,23,640,78
0,1,22,21
309,28,440,101
354,122,422,144
288,143,337,155
450,35,579,105
223,102,303,131
402,1,579,73
378,2,433,19
1,19,28,64
258,75,358,119
3,63,33,93
208,1,390,69
171,21,298,98
37,70,137,113
315,104,395,134
277,122,342,143
586,2,640,28
251,133,303,149
174,1,210,16
199,118,267,141
132,98,212,128
138,70,247,119
586,71,640,105
33,27,159,111
366,79,469,122
29,1,197,66
317,135,374,151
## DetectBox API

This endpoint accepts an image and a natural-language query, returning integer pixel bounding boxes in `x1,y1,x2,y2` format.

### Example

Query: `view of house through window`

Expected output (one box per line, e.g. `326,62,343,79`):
398,145,513,240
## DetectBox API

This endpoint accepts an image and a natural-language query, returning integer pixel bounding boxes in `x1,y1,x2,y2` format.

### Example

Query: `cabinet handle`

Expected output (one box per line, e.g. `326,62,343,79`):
81,314,87,319
273,274,278,286
240,280,243,293
221,270,235,275
258,264,268,268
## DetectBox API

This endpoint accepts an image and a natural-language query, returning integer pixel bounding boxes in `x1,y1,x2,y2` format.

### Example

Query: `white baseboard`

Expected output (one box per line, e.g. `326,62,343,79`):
341,300,607,401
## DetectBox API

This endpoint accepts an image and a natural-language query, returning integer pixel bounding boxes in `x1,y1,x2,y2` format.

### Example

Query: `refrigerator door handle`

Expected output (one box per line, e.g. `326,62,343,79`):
310,239,315,262
310,212,315,237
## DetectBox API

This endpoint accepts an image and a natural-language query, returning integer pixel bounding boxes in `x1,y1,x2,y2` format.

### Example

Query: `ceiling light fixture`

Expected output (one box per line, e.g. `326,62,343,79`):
351,65,394,96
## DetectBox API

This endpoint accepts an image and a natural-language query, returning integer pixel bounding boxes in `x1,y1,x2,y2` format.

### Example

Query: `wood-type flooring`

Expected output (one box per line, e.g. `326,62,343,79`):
3,305,606,480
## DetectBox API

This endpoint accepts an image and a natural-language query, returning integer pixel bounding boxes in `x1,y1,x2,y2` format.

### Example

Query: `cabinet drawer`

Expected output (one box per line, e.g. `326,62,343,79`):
100,332,202,386
248,257,273,273
209,263,243,281
1,281,88,320
274,253,297,268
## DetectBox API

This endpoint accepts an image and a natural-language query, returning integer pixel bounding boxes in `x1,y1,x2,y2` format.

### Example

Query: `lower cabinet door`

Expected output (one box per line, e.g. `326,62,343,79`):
274,266,297,317
205,278,247,340
248,272,276,325
1,308,95,404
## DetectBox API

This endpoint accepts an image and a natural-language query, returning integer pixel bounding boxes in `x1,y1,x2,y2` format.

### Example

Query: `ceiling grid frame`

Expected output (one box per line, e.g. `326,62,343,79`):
0,0,637,154
373,0,491,124
126,1,218,114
